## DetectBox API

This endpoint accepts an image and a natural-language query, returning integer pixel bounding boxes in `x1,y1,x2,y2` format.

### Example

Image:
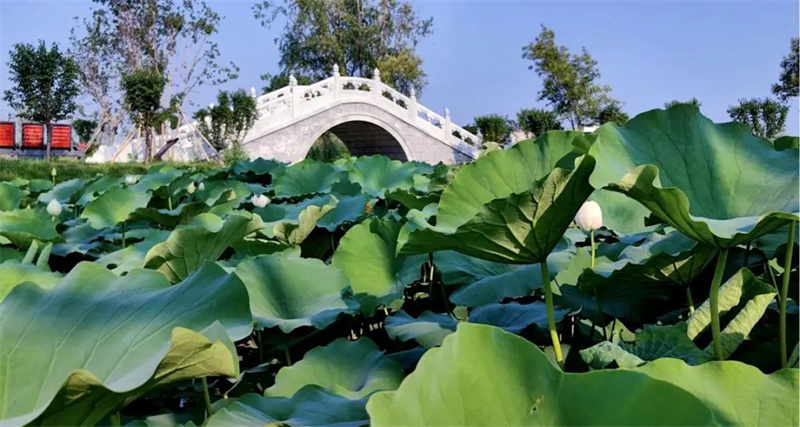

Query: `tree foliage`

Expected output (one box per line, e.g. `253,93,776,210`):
306,133,351,162
3,40,80,124
253,0,433,96
194,89,260,151
521,25,619,130
726,97,789,140
772,37,798,102
260,73,313,94
464,115,514,144
516,108,563,137
665,97,702,109
596,100,629,126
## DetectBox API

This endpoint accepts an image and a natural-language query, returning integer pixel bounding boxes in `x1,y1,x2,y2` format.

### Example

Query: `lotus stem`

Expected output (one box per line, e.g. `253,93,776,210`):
284,347,292,366
588,230,607,339
168,195,173,211
709,248,729,361
201,377,214,417
541,260,564,369
590,229,596,269
780,221,797,368
110,412,121,427
686,286,695,315
121,221,126,249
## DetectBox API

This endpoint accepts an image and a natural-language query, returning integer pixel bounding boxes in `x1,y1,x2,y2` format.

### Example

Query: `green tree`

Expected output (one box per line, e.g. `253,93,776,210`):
253,0,433,96
596,101,629,126
306,133,351,162
70,0,237,150
772,37,799,101
260,73,313,94
121,69,173,163
727,97,789,140
521,25,618,130
194,89,259,152
3,40,80,161
665,97,702,109
516,108,563,137
465,115,514,144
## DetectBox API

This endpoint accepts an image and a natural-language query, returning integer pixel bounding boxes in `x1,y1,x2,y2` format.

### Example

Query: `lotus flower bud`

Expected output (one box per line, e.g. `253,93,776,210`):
51,168,57,177
198,182,205,191
187,182,196,194
46,199,62,217
251,194,270,208
125,175,137,185
575,201,602,231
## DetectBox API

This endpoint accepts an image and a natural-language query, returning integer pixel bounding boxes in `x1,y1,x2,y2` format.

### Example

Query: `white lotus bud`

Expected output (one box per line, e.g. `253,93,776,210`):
46,199,62,216
187,182,196,194
575,201,602,231
251,194,270,208
125,175,137,185
198,182,205,191
51,168,57,177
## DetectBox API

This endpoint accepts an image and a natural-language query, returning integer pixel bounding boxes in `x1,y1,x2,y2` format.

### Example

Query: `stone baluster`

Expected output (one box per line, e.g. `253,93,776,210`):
250,87,257,99
289,74,298,118
408,86,418,122
444,107,451,143
332,64,340,100
476,128,483,145
372,68,381,101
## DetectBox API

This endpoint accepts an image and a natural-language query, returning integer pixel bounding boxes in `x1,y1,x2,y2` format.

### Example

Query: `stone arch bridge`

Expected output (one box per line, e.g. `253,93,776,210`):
96,66,480,164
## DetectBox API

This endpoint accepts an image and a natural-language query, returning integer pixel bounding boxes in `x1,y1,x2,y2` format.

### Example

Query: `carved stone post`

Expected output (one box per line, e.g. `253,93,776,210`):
444,107,451,143
372,68,381,101
250,87,257,99
408,86,418,122
289,74,298,118
332,64,340,100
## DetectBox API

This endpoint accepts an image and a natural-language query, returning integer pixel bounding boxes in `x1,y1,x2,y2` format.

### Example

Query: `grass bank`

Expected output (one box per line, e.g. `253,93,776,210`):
0,158,219,182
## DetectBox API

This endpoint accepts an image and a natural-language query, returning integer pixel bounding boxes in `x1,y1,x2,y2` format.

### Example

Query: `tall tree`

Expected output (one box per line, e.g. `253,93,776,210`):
253,0,433,96
596,100,629,126
772,38,799,102
70,0,238,152
121,69,172,162
516,108,562,137
521,25,618,130
665,97,702,109
727,97,789,140
3,40,80,161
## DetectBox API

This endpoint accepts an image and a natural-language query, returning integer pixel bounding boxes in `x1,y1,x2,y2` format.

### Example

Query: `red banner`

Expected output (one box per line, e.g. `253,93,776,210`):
0,122,13,148
22,124,43,148
51,125,71,149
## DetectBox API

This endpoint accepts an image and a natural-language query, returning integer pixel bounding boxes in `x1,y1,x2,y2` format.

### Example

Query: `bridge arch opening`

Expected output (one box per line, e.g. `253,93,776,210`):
305,117,411,161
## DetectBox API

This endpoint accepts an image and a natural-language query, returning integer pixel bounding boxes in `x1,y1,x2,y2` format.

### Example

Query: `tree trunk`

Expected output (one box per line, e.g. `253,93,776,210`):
45,122,51,163
144,126,153,164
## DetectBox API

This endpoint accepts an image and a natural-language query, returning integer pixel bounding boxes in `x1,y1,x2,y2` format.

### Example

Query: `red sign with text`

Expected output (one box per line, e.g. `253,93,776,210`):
51,125,71,149
0,122,13,148
22,124,44,148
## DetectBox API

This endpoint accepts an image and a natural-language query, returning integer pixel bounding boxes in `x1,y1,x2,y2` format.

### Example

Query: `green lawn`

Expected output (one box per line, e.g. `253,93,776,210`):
0,158,219,181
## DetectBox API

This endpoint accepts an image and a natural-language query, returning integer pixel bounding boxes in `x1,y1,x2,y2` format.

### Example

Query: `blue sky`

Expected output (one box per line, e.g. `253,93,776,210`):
0,0,797,131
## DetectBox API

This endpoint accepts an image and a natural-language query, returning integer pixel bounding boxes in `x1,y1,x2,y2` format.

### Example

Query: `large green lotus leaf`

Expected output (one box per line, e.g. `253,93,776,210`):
51,220,108,256
0,208,61,249
398,157,596,264
588,105,799,248
687,268,777,358
386,188,439,211
446,248,574,307
347,156,423,198
76,176,121,206
131,168,187,193
469,301,569,334
81,186,152,230
384,311,457,348
234,253,352,332
231,158,282,176
332,218,426,300
265,338,404,399
0,260,61,302
636,359,799,426
366,323,714,426
316,194,371,231
272,159,340,197
254,195,337,242
273,200,336,245
144,212,264,283
37,178,85,204
207,387,368,427
774,135,799,151
129,202,215,229
0,262,252,426
27,179,53,194
0,183,24,211
581,324,711,369
96,230,171,275
587,188,652,236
